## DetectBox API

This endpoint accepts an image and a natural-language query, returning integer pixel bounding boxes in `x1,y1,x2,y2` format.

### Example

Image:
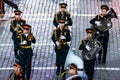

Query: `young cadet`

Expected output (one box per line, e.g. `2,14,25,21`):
53,3,72,30
10,9,26,58
79,28,96,80
17,24,36,80
51,19,71,76
90,5,111,63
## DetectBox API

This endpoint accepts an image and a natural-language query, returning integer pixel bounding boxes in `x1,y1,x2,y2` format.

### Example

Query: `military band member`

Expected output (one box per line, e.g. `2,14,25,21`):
66,63,82,80
8,62,25,80
51,19,71,76
10,9,26,58
79,28,96,80
53,3,73,29
0,0,18,17
90,5,110,63
17,24,36,80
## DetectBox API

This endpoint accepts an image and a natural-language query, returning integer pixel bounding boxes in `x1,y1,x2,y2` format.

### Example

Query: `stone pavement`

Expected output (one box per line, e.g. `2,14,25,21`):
0,0,120,80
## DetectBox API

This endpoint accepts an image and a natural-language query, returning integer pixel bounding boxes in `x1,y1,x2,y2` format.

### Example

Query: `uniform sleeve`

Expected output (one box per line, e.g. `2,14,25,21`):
90,15,99,25
16,34,21,45
67,14,73,26
10,20,15,33
31,36,36,44
65,14,73,26
28,34,36,44
26,33,36,44
53,14,59,27
51,30,57,45
22,19,26,24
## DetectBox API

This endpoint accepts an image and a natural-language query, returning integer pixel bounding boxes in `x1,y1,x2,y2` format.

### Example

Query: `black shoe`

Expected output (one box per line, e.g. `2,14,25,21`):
56,70,60,76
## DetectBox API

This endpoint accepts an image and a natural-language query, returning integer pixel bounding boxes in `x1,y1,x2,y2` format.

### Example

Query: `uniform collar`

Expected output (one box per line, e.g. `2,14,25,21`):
100,14,108,17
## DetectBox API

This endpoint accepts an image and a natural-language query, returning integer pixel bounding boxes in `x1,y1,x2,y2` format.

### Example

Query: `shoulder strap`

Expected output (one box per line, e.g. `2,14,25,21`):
95,15,101,20
82,40,86,45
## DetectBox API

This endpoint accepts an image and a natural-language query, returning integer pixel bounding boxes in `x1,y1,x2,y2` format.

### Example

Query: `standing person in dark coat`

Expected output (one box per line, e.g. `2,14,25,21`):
90,5,111,63
51,19,71,76
8,62,25,80
65,63,82,80
53,3,72,30
10,9,26,58
17,24,36,80
79,28,96,80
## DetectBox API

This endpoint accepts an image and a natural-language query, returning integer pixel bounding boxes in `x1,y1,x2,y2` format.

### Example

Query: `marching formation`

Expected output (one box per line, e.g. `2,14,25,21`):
52,2,117,80
0,1,118,80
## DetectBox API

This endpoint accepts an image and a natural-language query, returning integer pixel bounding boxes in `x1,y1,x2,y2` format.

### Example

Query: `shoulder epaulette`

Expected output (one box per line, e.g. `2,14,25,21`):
97,15,101,20
82,39,86,44
64,27,69,30
10,18,15,22
94,15,98,18
66,11,70,15
55,12,60,15
20,18,26,21
53,27,58,31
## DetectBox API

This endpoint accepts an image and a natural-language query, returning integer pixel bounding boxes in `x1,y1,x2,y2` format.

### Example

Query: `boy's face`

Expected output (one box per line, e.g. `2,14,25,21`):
14,66,21,75
60,7,66,12
87,33,92,39
101,9,107,16
23,29,28,34
69,69,76,75
15,15,20,19
69,66,77,75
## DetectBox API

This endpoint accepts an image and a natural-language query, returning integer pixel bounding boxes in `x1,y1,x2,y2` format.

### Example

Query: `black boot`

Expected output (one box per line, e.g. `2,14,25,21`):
56,68,60,76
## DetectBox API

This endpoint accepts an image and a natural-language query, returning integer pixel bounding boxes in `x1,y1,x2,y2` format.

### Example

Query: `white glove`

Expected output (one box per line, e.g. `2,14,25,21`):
107,23,112,27
86,45,91,51
95,21,101,26
67,41,71,46
21,40,27,45
56,41,59,46
65,21,68,24
60,36,66,39
14,27,18,31
68,26,72,32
